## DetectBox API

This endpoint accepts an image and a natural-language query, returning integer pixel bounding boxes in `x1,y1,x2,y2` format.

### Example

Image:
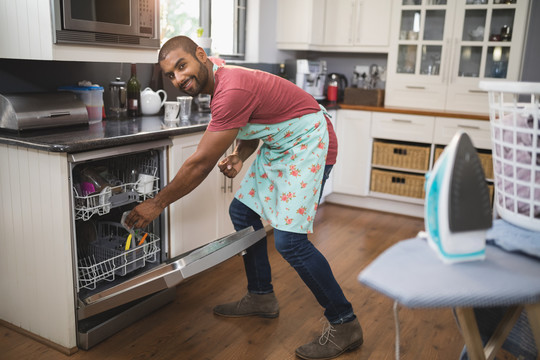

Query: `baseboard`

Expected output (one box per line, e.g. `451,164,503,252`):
0,319,78,356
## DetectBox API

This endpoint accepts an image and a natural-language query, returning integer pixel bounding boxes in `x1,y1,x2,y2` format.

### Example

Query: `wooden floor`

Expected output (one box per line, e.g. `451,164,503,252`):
1,204,465,360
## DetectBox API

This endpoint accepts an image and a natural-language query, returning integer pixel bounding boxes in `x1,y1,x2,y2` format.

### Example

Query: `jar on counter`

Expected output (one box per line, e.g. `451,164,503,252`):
109,77,127,117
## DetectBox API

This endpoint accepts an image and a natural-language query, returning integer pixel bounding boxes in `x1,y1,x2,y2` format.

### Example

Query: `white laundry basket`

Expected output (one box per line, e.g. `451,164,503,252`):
479,81,540,231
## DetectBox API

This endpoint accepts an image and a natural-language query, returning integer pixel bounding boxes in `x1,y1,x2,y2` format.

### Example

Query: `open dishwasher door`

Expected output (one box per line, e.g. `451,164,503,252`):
77,226,265,348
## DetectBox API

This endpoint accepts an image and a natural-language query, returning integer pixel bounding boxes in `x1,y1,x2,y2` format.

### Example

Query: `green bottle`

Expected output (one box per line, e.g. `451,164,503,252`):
127,64,141,117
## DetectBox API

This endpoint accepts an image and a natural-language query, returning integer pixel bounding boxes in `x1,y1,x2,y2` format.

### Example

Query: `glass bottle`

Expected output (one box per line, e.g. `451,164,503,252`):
327,75,338,104
127,64,141,117
278,63,288,79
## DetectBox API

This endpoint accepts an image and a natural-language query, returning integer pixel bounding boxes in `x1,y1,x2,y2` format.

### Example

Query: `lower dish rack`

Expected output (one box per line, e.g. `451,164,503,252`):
78,222,160,291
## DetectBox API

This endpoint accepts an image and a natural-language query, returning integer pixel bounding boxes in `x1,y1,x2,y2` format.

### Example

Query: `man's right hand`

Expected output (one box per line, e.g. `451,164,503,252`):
218,154,243,178
125,197,165,230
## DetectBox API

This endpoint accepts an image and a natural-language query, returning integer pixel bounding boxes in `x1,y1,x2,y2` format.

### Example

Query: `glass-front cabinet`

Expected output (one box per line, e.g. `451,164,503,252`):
385,0,530,114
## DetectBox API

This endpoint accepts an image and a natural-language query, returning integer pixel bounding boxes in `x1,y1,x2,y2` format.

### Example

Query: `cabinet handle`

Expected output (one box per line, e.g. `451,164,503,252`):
447,38,459,84
392,118,413,123
457,124,480,130
406,86,426,90
442,38,451,83
222,175,227,193
355,0,363,44
349,0,356,43
468,89,488,94
228,178,234,193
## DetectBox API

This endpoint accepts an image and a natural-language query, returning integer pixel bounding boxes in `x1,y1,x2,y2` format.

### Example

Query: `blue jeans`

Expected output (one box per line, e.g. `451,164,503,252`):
229,165,356,324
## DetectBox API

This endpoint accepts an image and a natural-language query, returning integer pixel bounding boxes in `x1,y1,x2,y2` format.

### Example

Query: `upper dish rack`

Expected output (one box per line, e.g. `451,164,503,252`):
73,152,160,221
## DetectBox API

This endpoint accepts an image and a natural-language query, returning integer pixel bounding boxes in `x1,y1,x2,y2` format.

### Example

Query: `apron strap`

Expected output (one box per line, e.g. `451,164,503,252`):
319,104,332,119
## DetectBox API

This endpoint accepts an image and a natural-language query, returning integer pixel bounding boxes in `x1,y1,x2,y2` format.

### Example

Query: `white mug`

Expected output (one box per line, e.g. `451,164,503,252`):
164,101,180,122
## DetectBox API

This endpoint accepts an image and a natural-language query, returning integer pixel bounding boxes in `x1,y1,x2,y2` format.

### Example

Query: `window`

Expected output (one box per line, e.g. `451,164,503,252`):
160,0,246,60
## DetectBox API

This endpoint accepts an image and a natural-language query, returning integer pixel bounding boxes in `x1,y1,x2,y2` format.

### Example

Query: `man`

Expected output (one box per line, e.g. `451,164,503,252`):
125,36,362,360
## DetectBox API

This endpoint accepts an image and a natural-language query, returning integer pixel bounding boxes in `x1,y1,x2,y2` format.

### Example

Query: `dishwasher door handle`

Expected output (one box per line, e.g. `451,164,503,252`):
78,227,265,320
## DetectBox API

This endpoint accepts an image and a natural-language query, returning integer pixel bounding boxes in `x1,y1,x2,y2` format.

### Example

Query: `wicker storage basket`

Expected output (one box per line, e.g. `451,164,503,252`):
434,146,494,179
479,81,540,231
372,140,430,171
370,169,426,199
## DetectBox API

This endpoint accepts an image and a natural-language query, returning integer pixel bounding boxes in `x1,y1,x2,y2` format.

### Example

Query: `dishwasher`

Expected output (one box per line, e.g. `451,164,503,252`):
68,139,265,349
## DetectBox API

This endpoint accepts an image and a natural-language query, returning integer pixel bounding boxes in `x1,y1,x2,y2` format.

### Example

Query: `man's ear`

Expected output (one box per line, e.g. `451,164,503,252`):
195,46,208,63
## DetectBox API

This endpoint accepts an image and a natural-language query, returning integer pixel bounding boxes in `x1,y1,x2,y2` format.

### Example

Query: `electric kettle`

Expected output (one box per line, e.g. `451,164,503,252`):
326,73,348,102
140,87,167,115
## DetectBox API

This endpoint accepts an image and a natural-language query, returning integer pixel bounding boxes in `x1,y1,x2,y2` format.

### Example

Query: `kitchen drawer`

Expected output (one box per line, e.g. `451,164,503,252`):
384,82,447,112
372,140,430,171
370,169,425,199
371,112,434,143
434,117,492,150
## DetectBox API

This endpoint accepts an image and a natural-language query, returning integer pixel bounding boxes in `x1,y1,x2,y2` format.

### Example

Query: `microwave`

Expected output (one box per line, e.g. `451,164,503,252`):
52,0,160,49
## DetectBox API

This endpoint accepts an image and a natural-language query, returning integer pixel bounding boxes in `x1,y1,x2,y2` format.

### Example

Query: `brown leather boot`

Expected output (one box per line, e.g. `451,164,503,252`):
213,292,279,318
295,318,363,360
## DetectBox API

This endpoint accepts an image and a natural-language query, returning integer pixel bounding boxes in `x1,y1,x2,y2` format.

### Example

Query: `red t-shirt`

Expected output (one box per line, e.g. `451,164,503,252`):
206,66,338,164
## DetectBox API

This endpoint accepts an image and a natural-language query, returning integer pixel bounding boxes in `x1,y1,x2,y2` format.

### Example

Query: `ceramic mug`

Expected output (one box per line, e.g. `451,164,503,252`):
164,101,180,122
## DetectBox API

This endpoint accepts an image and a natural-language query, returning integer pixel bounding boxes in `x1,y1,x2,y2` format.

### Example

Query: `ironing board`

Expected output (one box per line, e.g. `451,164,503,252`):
358,226,540,360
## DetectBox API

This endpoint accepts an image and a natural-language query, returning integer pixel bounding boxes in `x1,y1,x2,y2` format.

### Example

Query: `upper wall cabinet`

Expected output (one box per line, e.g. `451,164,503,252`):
384,0,531,115
276,0,392,53
0,0,158,63
276,0,326,50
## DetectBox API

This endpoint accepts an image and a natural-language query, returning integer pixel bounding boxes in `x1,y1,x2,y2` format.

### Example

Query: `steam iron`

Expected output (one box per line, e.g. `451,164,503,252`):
424,131,492,264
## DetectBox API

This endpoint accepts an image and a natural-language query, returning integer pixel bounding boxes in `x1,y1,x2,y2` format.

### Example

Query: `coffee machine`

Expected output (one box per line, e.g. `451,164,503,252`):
295,60,327,100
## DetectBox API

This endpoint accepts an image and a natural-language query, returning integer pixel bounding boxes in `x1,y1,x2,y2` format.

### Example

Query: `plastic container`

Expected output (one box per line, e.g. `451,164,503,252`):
59,85,104,123
478,80,540,231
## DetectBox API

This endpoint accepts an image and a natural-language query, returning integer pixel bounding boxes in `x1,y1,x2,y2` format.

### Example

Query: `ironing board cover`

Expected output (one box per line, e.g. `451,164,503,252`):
358,225,540,308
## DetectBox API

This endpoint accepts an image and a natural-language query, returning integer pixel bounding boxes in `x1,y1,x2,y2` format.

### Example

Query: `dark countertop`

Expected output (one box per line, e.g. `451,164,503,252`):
0,112,211,153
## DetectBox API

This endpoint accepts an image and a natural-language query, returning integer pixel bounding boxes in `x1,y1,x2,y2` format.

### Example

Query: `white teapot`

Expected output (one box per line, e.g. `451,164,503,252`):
140,87,167,115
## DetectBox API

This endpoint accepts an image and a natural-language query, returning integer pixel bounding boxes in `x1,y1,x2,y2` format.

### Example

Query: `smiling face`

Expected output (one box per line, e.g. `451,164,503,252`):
160,46,213,96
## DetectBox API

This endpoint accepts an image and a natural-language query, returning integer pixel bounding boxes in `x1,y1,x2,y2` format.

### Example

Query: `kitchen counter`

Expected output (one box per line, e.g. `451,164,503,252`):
0,104,488,154
0,112,211,153
339,104,490,121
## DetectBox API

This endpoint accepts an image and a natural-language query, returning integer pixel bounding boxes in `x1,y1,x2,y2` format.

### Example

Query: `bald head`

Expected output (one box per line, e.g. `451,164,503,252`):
159,36,199,62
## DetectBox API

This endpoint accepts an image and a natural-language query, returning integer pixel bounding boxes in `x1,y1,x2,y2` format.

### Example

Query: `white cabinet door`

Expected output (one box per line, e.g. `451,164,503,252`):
385,1,454,110
218,141,261,236
352,0,392,48
323,0,356,46
332,110,372,196
276,0,325,50
277,0,390,52
385,0,531,114
444,1,530,114
320,109,337,202
168,134,222,257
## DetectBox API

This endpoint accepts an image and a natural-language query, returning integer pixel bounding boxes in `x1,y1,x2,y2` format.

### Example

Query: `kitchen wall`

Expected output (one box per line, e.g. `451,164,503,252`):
0,0,538,110
0,58,278,118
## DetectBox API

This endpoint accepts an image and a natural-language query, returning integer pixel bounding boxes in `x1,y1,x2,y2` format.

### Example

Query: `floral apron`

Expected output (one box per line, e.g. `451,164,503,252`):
235,106,329,234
